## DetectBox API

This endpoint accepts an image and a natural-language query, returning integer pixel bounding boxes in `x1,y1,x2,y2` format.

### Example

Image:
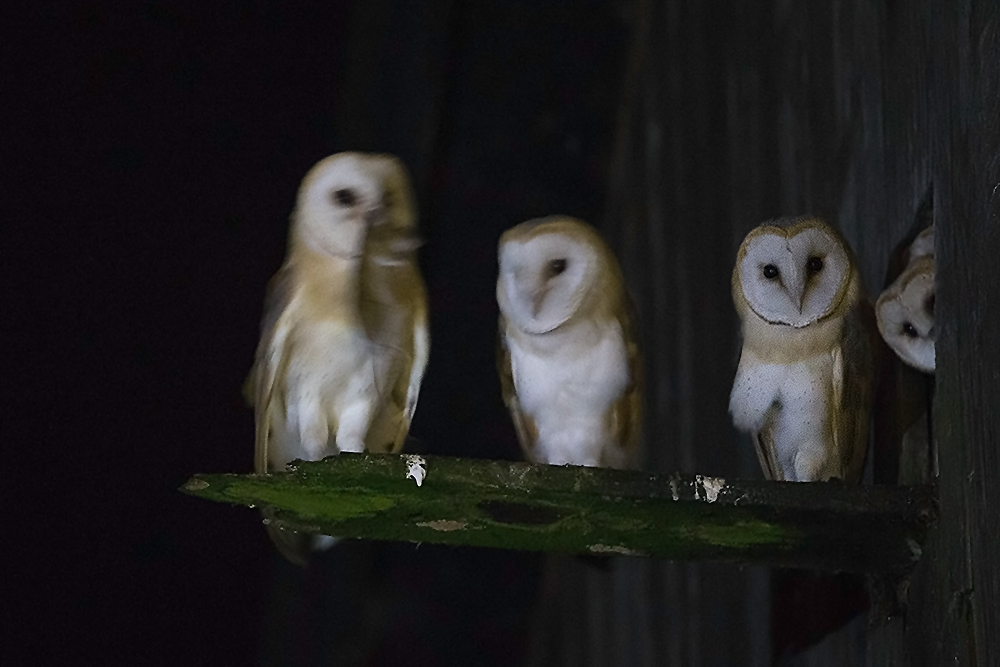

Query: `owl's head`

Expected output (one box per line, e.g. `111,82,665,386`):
734,217,855,328
293,152,417,260
497,216,619,334
877,253,935,374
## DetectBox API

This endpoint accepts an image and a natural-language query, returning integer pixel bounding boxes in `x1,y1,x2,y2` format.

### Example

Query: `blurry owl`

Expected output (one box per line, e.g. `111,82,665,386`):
729,217,875,482
246,152,429,563
496,216,641,468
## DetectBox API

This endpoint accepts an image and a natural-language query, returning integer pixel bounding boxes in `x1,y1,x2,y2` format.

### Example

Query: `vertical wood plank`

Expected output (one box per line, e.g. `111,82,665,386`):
918,2,1000,664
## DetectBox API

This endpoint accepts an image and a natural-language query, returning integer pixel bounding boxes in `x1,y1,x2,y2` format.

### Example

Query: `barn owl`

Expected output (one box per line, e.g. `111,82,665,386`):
246,152,429,564
876,226,935,373
496,216,641,468
729,217,875,482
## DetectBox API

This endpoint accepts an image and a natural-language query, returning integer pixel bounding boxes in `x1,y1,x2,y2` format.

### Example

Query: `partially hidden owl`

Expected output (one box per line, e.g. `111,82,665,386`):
876,225,935,373
246,152,429,564
496,216,641,468
729,217,875,482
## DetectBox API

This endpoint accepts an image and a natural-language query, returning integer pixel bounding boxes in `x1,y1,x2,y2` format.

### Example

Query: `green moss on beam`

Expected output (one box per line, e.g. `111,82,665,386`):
181,453,936,573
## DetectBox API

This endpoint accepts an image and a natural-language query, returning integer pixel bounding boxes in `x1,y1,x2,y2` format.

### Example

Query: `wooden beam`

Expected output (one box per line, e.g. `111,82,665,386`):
182,453,935,574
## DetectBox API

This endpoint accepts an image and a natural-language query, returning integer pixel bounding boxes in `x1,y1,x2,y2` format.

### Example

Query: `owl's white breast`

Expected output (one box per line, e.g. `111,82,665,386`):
508,319,629,464
271,318,402,456
729,349,833,434
298,318,403,394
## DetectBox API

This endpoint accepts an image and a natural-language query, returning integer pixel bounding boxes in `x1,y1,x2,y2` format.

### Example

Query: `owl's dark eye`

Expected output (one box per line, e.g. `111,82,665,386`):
331,188,358,207
548,258,567,276
902,322,919,338
806,256,824,273
762,264,779,280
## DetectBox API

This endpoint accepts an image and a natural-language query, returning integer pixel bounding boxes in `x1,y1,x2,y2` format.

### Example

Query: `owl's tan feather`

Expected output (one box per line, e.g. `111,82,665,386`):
393,292,429,450
754,404,784,481
605,295,642,467
497,315,540,456
829,297,877,481
359,253,429,454
248,265,298,474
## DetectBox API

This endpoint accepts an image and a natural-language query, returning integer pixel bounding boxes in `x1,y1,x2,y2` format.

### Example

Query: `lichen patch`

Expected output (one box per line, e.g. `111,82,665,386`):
588,544,644,556
417,520,467,532
184,479,209,492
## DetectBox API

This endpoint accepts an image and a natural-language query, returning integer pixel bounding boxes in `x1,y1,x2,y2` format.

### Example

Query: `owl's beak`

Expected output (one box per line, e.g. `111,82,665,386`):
785,257,806,314
789,272,805,313
786,284,806,314
531,287,549,317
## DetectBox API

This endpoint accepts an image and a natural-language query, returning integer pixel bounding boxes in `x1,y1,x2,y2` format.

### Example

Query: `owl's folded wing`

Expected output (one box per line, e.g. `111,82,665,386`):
830,298,876,482
497,317,539,458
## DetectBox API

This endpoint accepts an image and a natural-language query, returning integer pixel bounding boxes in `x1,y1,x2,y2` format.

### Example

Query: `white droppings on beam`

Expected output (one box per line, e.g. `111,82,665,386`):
696,475,726,503
404,455,427,486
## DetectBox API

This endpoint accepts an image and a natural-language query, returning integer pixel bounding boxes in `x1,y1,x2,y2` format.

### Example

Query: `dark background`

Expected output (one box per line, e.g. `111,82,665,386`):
6,2,630,665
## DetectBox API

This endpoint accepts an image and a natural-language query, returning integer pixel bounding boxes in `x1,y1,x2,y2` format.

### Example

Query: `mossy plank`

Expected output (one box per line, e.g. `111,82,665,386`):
181,453,936,573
